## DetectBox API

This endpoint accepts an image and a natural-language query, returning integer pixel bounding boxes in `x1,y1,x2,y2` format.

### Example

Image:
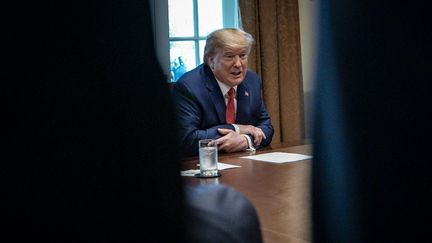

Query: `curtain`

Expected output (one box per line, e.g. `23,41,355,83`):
238,0,305,145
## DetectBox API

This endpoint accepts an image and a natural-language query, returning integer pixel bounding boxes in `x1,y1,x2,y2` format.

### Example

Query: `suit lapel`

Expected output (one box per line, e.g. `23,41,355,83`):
236,83,250,124
204,67,226,123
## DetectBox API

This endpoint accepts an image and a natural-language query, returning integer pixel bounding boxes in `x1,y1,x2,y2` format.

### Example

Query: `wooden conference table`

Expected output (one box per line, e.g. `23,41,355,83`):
181,143,313,243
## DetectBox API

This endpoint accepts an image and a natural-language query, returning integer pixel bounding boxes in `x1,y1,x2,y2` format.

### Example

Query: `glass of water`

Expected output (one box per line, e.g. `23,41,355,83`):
198,139,219,177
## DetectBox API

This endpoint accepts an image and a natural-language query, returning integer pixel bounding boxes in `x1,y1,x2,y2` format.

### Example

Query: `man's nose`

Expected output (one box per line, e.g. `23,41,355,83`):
233,55,242,66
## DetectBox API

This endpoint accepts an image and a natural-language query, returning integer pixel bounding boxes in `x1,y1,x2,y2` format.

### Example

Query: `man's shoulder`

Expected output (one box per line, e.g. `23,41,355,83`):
175,64,214,92
243,69,262,86
177,64,207,84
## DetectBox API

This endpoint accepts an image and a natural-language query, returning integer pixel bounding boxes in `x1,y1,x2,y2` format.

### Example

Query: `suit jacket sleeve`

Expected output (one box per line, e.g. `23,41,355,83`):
172,80,234,156
253,98,273,149
245,79,273,150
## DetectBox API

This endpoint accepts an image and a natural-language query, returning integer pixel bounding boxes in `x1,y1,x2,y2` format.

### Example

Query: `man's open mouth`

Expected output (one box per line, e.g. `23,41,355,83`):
231,71,242,76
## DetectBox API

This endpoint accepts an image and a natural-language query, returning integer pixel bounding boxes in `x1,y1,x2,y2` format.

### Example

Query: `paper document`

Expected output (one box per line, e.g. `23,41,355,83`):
180,162,240,177
215,162,241,170
241,152,312,164
180,170,201,177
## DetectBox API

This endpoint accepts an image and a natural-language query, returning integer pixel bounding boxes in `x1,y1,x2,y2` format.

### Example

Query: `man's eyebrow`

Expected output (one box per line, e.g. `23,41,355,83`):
223,51,247,55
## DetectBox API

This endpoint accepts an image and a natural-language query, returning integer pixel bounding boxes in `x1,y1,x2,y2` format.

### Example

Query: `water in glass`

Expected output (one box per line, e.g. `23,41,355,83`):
199,146,218,176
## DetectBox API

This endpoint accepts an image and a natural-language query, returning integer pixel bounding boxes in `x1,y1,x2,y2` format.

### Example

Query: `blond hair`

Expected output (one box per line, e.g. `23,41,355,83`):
203,28,254,64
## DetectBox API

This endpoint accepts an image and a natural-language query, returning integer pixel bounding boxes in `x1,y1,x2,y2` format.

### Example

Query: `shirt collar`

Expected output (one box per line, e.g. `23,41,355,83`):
215,79,237,97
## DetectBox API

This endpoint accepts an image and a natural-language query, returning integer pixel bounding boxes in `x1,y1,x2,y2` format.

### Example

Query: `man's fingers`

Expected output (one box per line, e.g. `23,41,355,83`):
218,128,231,135
216,129,232,149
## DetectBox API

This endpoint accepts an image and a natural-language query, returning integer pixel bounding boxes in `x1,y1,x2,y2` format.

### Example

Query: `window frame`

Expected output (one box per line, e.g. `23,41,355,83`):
150,0,240,82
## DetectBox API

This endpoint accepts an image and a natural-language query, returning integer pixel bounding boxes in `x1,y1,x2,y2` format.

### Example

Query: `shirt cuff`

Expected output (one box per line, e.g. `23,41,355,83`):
242,134,256,151
232,124,240,134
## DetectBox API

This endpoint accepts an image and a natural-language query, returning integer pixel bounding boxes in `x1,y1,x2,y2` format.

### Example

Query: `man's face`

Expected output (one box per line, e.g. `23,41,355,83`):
208,47,248,87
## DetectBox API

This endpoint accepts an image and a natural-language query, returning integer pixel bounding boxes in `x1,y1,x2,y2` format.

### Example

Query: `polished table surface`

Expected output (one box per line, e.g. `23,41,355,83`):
181,143,312,243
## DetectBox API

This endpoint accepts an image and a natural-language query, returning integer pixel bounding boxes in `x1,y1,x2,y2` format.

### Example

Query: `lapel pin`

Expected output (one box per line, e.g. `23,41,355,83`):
245,91,249,96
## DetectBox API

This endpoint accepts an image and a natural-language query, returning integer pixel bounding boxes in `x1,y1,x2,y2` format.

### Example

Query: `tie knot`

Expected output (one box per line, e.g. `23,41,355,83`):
228,88,235,98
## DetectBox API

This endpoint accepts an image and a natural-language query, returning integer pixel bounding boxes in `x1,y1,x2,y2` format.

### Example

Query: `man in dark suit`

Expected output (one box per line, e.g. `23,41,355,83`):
172,28,274,156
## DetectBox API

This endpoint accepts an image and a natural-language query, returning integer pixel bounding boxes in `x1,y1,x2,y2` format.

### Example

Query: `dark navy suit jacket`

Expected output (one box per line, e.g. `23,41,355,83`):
172,64,273,156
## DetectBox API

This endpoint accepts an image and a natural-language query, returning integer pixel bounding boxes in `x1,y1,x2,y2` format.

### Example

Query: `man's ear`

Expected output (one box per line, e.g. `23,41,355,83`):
207,56,215,70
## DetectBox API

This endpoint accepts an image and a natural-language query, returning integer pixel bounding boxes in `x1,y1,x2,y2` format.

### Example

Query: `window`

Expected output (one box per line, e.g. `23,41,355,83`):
150,0,240,82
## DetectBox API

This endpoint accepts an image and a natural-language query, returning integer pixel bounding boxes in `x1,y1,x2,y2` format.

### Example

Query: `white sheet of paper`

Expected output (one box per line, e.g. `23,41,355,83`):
216,162,241,170
241,152,312,163
180,169,200,177
180,162,240,177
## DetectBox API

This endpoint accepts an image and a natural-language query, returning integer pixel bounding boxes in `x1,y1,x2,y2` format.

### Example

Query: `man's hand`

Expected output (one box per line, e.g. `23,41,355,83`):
236,125,266,146
216,128,248,152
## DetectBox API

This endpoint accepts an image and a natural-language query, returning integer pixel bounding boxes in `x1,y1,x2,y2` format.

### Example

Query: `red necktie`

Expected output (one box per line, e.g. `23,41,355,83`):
226,88,235,124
